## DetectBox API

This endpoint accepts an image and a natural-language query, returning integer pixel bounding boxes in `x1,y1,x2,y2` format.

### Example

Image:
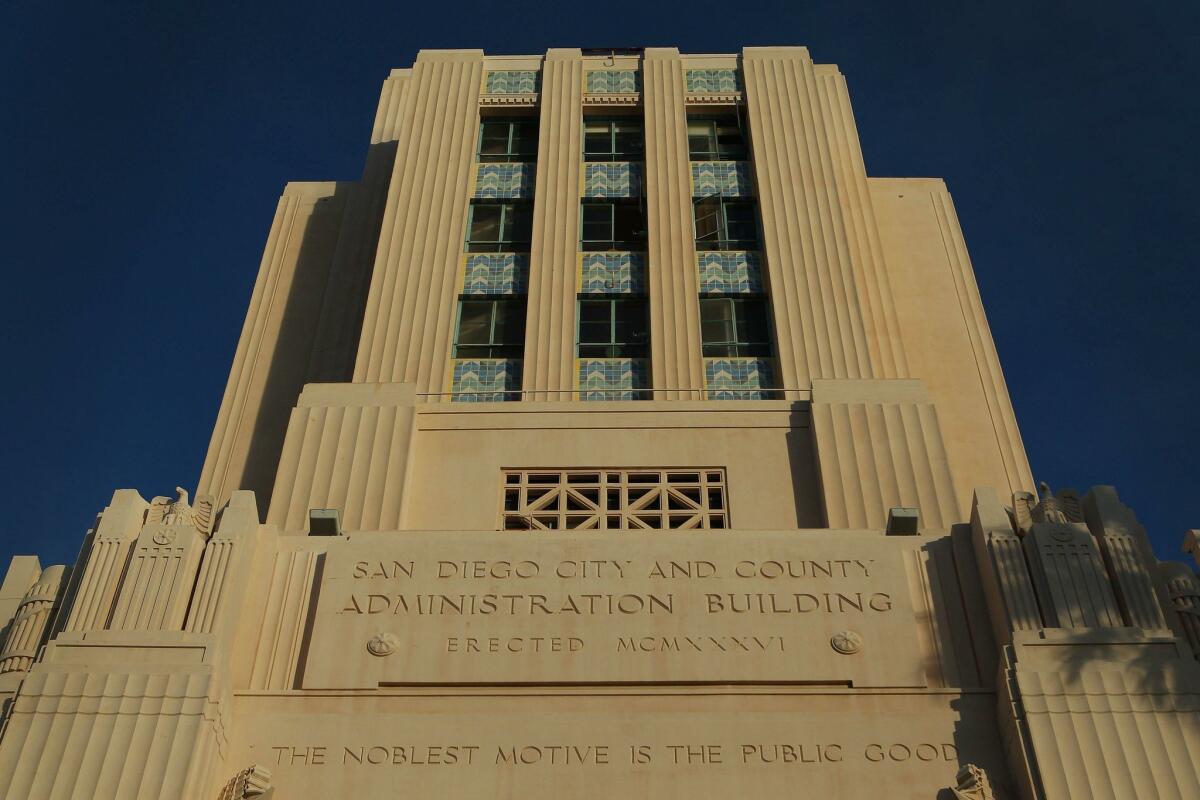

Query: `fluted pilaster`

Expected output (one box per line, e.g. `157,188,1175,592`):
354,50,485,391
813,66,908,378
63,490,147,633
811,379,960,529
644,48,705,397
523,49,583,400
742,47,873,395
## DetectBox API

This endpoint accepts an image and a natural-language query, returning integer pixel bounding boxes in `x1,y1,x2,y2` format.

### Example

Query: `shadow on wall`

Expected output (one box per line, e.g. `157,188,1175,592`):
785,403,824,528
236,141,398,513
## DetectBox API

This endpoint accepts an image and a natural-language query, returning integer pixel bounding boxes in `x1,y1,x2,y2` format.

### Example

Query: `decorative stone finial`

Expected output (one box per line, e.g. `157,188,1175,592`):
218,764,273,800
952,763,1001,799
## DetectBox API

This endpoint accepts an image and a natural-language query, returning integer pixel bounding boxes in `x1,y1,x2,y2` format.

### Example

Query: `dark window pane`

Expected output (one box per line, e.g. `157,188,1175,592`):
614,124,643,158
724,204,758,245
613,203,645,246
687,120,715,158
479,122,511,158
505,205,533,244
469,205,502,243
493,300,527,345
614,300,647,344
715,122,746,158
511,121,539,157
700,299,736,345
694,198,723,244
581,204,614,245
578,301,612,343
457,302,494,345
584,121,613,157
735,299,770,345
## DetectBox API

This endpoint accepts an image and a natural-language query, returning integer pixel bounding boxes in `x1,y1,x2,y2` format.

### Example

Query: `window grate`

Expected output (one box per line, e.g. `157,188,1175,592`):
500,469,729,531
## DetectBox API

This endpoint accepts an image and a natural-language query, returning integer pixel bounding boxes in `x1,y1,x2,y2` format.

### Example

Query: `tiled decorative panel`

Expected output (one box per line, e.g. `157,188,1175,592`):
685,69,740,93
691,161,754,197
697,251,764,294
586,70,640,93
485,70,539,94
451,359,522,402
582,162,642,198
704,357,775,400
578,358,648,401
463,254,529,295
580,252,646,294
474,163,535,199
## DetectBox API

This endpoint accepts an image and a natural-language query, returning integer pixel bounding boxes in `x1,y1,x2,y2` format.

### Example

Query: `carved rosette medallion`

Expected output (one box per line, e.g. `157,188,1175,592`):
366,632,400,657
830,630,863,655
151,528,177,546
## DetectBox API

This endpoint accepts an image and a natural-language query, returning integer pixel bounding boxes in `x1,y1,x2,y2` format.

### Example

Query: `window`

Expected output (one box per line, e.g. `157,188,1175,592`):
693,198,759,250
501,469,729,530
583,118,644,161
687,116,748,161
699,297,772,357
454,298,527,358
581,201,646,250
478,119,539,163
577,298,648,358
466,202,533,252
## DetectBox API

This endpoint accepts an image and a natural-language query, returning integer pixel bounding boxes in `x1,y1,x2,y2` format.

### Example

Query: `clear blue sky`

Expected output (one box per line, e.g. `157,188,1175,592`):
1,1,1197,566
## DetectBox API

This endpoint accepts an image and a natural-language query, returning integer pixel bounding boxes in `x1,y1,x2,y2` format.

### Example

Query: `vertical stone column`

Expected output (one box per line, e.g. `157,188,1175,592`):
643,48,705,398
741,47,874,395
63,489,147,632
354,49,485,392
523,48,584,400
813,65,908,379
970,487,1042,643
1084,486,1170,630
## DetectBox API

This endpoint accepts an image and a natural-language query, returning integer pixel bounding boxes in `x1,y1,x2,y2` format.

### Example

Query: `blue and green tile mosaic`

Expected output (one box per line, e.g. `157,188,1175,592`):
697,252,764,295
452,359,522,402
704,357,775,400
586,70,640,93
580,252,646,294
583,162,642,198
463,254,529,295
485,70,539,94
685,69,740,93
474,163,535,199
691,161,754,197
578,358,647,401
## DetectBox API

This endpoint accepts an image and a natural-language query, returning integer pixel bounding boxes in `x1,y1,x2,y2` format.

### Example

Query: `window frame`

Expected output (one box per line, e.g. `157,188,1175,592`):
453,297,528,359
693,197,760,251
465,201,533,253
583,117,645,162
698,296,773,358
576,296,649,359
477,118,539,163
687,116,748,161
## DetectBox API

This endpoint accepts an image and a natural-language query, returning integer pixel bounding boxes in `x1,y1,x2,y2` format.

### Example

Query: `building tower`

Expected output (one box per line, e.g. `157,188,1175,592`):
0,47,1197,800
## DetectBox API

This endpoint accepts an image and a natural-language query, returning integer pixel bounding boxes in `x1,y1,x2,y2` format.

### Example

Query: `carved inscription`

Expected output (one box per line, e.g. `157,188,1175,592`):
304,532,925,687
267,741,959,768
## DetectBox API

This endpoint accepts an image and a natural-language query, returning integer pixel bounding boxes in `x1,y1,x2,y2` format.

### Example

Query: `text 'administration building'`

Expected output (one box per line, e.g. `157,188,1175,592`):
1,47,1199,799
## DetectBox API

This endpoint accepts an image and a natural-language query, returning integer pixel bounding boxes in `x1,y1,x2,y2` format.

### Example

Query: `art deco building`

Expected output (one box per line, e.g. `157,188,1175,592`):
1,47,1198,800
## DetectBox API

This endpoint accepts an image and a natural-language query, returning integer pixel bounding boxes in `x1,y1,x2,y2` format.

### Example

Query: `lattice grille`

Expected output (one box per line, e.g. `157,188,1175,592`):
501,469,728,531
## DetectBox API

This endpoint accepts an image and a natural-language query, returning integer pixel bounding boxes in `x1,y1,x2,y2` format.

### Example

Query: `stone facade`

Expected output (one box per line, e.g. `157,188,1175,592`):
1,46,1197,799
